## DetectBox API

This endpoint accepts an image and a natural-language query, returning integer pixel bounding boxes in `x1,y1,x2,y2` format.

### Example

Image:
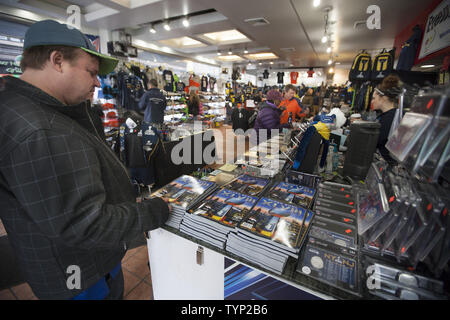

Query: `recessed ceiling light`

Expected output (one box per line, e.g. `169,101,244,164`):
245,52,278,60
313,0,321,7
182,17,189,27
149,25,156,33
326,47,331,53
328,59,332,65
421,64,435,68
335,62,341,65
244,49,248,54
217,55,244,62
158,37,206,48
258,62,262,65
321,35,327,43
203,29,249,43
217,51,221,56
270,61,274,65
228,49,233,54
329,67,334,73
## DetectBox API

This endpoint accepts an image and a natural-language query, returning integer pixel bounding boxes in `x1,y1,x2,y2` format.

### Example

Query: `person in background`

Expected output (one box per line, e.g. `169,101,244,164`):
138,78,167,124
231,102,251,133
279,84,308,124
0,19,170,300
312,90,321,116
187,90,203,119
301,87,314,110
253,90,264,105
371,74,402,165
253,89,291,143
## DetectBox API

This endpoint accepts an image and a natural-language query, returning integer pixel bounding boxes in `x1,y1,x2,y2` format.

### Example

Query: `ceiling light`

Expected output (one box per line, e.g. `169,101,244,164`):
217,55,244,62
158,37,206,48
258,62,262,65
270,61,274,65
163,21,171,31
182,17,189,27
244,49,248,54
421,64,435,68
228,49,233,55
313,0,321,7
321,35,328,43
244,52,278,60
217,51,221,56
329,67,334,73
326,47,331,53
149,25,156,33
328,59,332,65
335,62,341,65
203,29,249,43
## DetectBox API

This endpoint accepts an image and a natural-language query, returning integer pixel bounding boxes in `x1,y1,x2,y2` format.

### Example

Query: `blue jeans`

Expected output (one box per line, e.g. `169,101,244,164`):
71,263,123,300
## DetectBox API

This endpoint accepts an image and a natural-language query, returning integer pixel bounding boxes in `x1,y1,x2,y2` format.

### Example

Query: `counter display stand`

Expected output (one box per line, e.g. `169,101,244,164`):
147,227,344,300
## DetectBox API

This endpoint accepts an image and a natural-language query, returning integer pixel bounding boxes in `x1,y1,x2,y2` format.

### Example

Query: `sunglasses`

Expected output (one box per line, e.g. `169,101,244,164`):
374,87,385,96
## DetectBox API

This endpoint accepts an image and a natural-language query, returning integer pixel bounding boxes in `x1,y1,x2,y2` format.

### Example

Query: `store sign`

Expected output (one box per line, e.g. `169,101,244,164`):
418,0,450,59
86,34,100,52
0,59,22,75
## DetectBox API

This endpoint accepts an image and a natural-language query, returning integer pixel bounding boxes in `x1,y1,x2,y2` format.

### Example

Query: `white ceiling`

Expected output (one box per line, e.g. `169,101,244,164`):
0,0,437,69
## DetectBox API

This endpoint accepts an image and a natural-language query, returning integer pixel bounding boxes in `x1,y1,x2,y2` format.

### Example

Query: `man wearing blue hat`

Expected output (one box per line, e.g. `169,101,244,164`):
0,20,171,299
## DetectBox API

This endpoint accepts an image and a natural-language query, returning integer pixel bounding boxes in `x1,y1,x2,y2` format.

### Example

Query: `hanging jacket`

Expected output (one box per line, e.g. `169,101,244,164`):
396,25,422,71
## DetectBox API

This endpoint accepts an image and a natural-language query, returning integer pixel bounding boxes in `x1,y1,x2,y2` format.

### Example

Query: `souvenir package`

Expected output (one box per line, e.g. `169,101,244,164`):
297,236,359,294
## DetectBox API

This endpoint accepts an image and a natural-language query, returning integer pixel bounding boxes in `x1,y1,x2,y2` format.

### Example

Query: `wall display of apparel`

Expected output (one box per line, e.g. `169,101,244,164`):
257,69,326,88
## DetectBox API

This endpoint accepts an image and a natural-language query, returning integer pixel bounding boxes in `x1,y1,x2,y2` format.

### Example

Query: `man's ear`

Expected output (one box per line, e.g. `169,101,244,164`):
48,50,64,73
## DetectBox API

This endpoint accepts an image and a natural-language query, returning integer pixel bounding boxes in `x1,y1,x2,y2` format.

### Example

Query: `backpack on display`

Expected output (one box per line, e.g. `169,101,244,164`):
349,51,372,81
371,49,394,80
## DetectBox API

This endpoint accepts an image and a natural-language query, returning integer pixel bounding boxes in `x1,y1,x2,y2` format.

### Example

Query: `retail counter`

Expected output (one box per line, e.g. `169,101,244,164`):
146,225,363,300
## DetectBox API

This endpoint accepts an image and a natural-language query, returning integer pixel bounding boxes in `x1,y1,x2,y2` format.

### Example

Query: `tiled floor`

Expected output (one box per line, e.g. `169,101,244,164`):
0,218,153,300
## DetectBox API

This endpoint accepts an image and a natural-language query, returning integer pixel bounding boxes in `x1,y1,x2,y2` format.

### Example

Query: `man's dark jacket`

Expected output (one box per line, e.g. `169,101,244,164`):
0,76,169,299
138,87,167,124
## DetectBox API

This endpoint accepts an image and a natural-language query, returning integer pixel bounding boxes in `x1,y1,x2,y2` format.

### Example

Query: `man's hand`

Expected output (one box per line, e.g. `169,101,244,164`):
161,197,172,213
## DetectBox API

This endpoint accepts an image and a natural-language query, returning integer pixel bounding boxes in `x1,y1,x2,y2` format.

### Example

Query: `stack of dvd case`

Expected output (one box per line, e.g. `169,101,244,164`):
149,175,217,229
311,182,358,250
181,188,258,249
227,197,314,275
222,174,271,197
265,181,316,209
297,181,360,294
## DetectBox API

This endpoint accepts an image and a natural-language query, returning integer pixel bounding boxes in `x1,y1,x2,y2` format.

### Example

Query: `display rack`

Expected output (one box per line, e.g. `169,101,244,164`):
145,85,449,300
